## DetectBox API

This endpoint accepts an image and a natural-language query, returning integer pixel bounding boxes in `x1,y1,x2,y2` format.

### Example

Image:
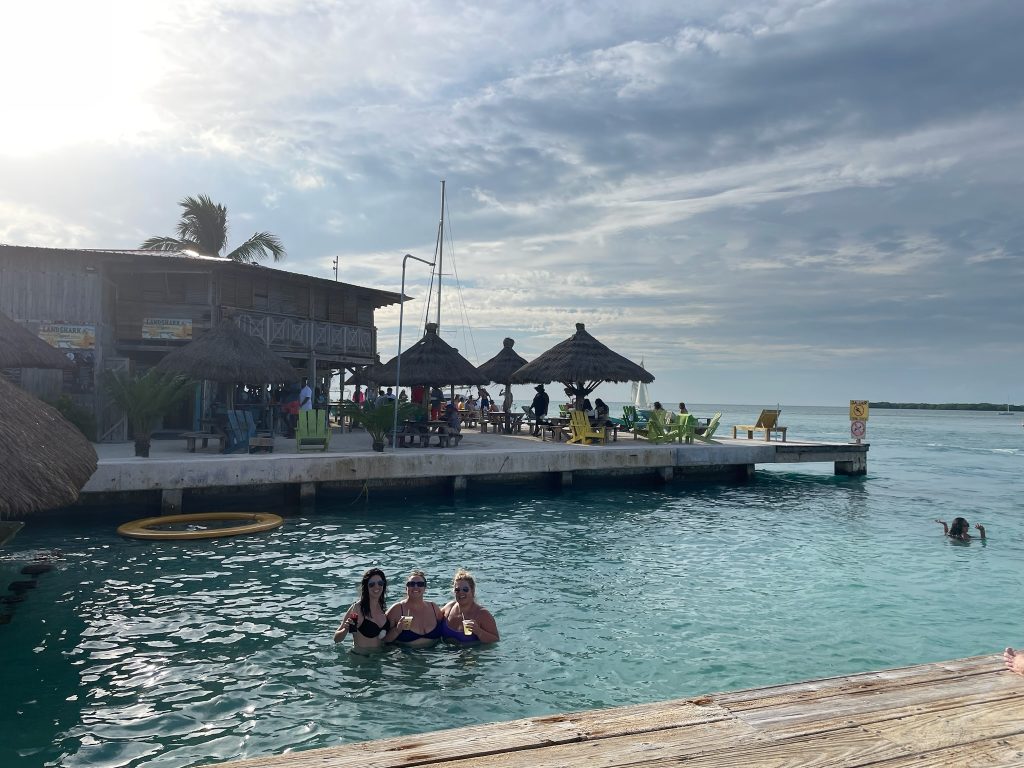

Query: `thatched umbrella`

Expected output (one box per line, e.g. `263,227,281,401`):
477,337,528,430
155,320,296,384
0,376,97,518
376,323,483,387
510,322,655,400
0,311,73,369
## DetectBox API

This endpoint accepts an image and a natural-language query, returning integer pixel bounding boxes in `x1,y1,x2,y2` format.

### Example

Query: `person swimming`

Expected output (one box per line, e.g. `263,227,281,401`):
384,569,443,647
333,567,391,651
440,569,499,644
935,517,986,541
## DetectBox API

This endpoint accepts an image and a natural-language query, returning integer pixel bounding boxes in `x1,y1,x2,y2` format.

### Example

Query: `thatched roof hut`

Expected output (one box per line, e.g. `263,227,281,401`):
0,311,73,369
0,376,97,518
376,323,483,386
510,322,654,398
155,320,296,384
476,338,528,385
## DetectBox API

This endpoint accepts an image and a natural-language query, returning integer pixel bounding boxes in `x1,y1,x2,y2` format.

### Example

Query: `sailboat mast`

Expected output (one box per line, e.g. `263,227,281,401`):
436,179,445,331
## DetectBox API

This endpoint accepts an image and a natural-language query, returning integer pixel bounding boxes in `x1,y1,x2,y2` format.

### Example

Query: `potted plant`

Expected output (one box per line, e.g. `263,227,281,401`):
342,400,424,452
104,368,193,457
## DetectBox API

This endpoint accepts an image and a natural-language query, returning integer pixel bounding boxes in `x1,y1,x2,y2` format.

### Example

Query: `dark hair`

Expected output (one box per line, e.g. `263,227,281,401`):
595,398,606,408
359,568,387,615
949,517,969,538
654,401,663,410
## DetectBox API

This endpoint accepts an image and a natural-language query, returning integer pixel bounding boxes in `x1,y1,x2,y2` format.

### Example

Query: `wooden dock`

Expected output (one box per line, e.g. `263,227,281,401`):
212,654,1024,768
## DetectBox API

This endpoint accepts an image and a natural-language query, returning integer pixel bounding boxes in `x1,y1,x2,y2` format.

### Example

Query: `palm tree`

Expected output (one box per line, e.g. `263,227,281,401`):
104,369,193,457
140,194,286,264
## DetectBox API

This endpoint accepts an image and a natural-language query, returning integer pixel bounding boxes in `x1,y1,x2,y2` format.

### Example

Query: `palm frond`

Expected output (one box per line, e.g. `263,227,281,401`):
140,236,191,251
175,194,227,256
226,232,287,263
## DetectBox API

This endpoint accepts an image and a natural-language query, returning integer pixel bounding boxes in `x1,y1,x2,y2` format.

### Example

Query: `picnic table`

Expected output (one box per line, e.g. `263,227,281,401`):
483,411,525,434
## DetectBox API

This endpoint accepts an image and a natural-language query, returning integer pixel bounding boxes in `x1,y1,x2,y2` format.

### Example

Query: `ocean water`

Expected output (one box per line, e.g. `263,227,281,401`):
1,405,1021,767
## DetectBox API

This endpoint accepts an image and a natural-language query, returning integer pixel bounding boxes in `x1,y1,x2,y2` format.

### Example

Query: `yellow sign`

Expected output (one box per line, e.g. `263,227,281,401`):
142,318,193,340
38,323,95,349
849,400,869,421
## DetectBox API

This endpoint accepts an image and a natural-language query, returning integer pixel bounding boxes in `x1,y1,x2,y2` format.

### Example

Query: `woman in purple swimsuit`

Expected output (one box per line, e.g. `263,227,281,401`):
441,569,499,644
384,569,444,648
333,568,391,652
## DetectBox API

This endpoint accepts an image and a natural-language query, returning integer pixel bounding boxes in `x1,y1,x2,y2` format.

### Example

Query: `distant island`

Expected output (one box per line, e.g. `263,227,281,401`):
869,402,1019,412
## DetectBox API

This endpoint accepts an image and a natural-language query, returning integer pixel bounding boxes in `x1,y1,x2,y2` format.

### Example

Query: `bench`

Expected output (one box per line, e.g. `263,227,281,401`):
182,431,226,453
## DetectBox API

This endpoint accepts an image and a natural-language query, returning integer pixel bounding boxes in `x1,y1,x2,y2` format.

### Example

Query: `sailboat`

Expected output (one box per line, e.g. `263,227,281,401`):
999,402,1013,415
630,359,652,410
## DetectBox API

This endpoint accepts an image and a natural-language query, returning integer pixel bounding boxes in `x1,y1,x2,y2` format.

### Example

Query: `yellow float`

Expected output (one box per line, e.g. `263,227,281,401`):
117,512,284,540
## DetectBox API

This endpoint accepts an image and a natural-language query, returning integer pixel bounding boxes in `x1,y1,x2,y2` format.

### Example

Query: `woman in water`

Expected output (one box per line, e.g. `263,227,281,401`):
935,517,986,541
333,568,391,651
441,569,499,644
385,569,444,647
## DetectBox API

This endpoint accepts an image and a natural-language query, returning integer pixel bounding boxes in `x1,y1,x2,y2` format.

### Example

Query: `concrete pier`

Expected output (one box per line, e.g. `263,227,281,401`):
80,428,869,513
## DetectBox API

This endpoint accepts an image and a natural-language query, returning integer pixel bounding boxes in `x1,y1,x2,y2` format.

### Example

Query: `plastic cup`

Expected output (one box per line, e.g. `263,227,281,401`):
401,615,414,629
462,619,475,636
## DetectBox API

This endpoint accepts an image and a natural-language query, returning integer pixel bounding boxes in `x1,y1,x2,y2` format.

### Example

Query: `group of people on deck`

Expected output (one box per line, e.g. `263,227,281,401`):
334,568,499,652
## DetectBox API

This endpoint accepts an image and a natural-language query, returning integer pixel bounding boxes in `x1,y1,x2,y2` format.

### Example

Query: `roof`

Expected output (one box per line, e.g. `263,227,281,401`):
476,337,529,384
376,323,484,386
154,320,298,384
510,322,655,386
0,311,74,369
0,244,402,309
0,376,97,517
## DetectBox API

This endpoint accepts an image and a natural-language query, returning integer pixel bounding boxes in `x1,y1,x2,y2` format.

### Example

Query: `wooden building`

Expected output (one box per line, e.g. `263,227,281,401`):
0,245,401,440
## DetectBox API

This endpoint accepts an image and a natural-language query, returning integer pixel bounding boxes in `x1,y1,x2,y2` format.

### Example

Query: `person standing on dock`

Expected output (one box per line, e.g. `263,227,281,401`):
299,378,313,411
531,385,549,436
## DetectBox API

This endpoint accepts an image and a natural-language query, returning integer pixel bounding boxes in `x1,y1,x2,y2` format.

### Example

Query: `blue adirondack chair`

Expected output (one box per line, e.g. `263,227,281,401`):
224,410,250,454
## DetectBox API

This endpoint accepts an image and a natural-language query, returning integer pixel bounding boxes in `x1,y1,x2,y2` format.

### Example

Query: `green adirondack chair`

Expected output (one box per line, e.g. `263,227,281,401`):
639,410,670,443
618,405,634,430
669,413,697,444
296,409,330,452
694,412,722,443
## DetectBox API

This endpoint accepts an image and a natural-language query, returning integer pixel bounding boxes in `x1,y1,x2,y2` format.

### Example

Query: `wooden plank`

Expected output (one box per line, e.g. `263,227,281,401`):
734,667,1019,736
717,655,997,711
405,719,765,768
863,731,1024,767
864,695,1024,753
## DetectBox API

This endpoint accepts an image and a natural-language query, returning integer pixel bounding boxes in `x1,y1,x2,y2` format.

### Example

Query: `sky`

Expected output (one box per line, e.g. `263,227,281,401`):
2,0,1023,407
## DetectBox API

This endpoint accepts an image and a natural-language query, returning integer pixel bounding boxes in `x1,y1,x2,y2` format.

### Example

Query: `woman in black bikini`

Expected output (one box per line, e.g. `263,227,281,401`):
333,568,391,651
935,517,986,541
385,569,444,648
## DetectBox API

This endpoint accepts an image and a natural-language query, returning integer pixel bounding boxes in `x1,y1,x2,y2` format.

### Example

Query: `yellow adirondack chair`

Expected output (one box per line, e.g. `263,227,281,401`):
731,409,786,441
566,410,606,445
296,409,330,452
668,413,696,444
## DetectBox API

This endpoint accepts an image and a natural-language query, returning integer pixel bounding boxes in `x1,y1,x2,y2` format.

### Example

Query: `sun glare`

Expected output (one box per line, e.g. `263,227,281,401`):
0,2,169,156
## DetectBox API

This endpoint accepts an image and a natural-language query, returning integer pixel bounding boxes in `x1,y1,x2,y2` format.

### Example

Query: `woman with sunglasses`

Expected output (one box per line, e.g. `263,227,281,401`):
441,569,499,644
333,568,391,651
384,569,444,647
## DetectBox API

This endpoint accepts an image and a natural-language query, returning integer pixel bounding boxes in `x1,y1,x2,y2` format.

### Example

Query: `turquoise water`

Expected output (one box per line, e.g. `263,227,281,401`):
1,405,1022,767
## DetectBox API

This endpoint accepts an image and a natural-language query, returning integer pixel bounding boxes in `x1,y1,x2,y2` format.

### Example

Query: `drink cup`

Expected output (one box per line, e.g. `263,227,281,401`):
347,611,359,629
401,615,414,630
462,619,476,636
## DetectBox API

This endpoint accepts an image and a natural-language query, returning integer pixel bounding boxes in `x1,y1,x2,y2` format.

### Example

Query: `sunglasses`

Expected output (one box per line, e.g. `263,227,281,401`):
453,585,471,593
406,580,427,588
366,580,385,587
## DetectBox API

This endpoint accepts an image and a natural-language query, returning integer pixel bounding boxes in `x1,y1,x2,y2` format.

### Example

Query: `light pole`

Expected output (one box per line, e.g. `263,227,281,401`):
393,253,435,450
332,256,339,281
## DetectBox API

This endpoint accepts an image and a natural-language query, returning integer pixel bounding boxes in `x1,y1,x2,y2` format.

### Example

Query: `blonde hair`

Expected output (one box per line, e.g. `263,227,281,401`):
453,569,476,592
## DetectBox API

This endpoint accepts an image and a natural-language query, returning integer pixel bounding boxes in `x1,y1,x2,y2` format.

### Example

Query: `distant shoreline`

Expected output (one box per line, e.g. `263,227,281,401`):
870,402,1019,412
